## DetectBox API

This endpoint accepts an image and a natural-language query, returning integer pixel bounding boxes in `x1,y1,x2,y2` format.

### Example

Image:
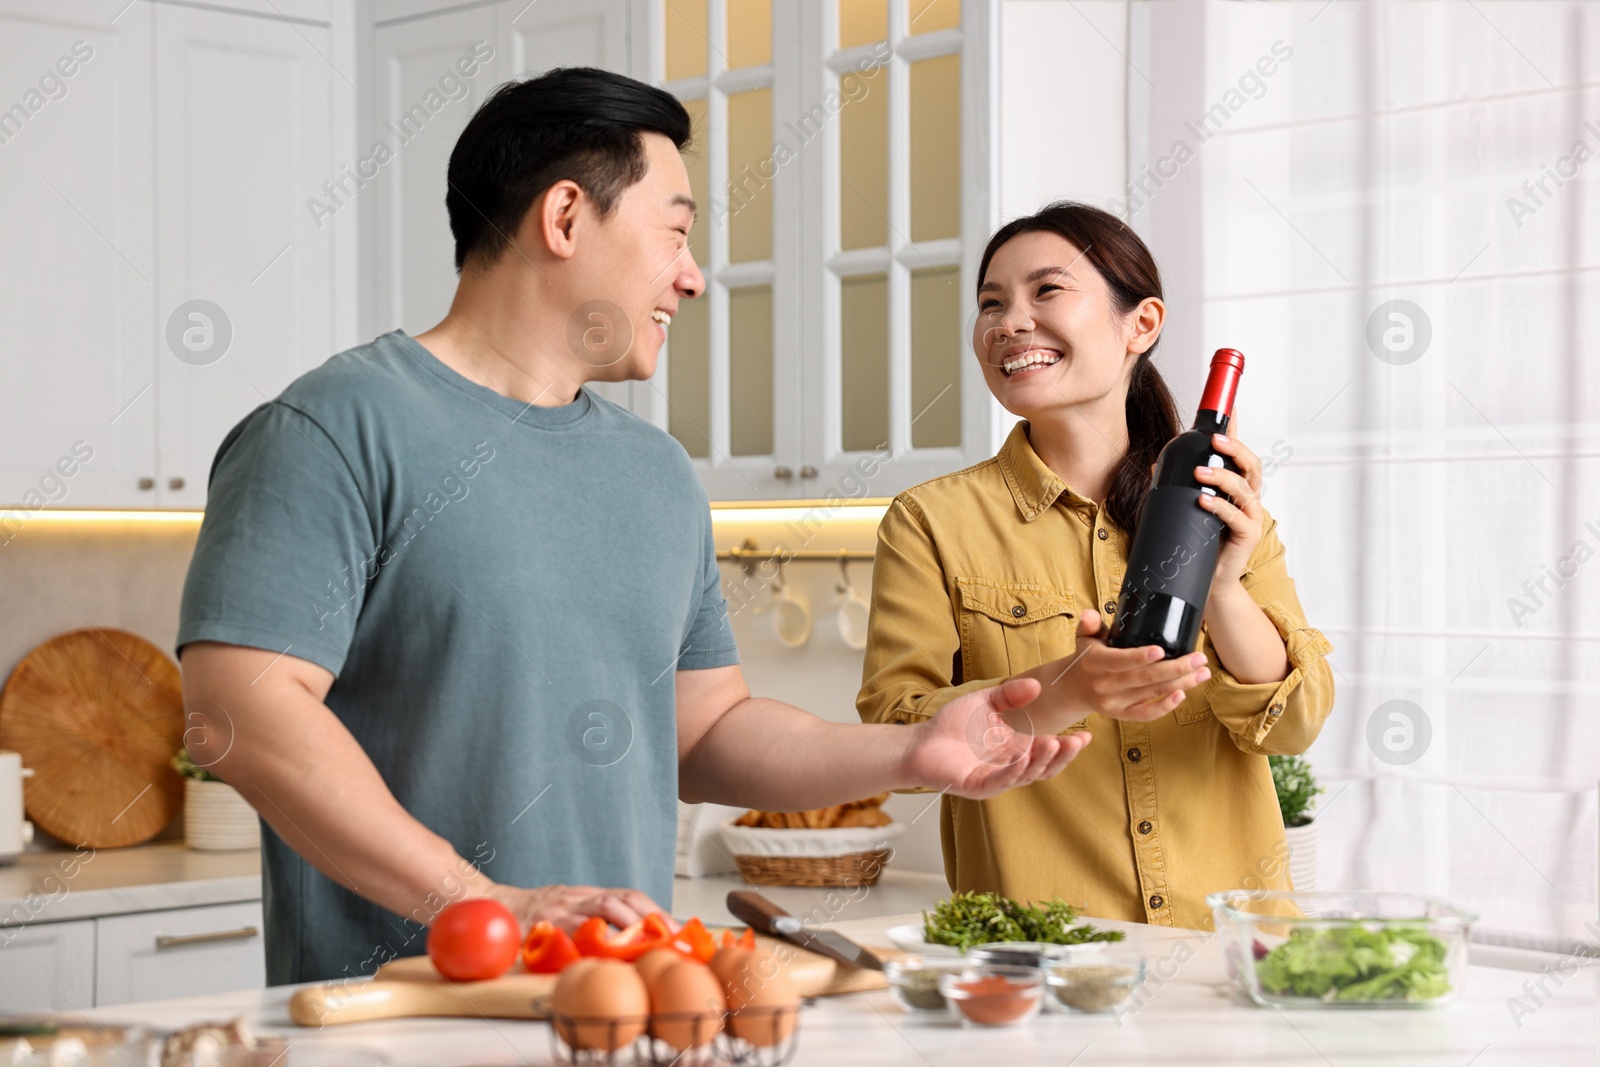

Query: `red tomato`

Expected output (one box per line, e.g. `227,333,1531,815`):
428,899,521,981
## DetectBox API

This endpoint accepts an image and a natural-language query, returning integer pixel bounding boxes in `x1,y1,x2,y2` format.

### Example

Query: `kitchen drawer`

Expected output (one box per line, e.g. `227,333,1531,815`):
94,901,264,1007
0,918,95,1012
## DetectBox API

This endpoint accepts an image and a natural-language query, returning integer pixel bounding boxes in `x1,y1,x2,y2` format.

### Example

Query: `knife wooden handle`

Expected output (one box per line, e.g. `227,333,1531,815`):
726,890,793,936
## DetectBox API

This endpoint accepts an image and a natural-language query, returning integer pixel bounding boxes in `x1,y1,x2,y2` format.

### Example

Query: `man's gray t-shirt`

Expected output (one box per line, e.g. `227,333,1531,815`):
177,330,738,985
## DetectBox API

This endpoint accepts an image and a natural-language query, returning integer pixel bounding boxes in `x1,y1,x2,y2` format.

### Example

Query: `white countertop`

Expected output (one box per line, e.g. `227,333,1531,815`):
74,906,1600,1065
0,842,259,926
671,870,949,927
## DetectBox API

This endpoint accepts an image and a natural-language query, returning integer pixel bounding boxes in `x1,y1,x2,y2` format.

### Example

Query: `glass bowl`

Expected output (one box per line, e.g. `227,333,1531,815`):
883,955,970,1015
1208,890,1475,1009
1045,951,1147,1014
936,964,1044,1028
966,940,1108,969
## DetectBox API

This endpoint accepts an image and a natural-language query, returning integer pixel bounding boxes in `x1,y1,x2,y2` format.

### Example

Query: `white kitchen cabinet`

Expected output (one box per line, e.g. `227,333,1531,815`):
151,2,340,508
362,0,635,412
0,0,348,510
94,900,264,1008
644,0,1002,501
0,919,95,1012
0,0,157,510
364,3,502,341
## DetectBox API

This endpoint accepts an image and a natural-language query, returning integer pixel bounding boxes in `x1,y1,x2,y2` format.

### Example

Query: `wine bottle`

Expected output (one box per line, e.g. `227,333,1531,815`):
1107,348,1245,658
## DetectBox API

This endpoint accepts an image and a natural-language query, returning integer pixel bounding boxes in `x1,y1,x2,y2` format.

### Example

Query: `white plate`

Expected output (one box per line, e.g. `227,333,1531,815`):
886,924,961,955
885,924,1111,958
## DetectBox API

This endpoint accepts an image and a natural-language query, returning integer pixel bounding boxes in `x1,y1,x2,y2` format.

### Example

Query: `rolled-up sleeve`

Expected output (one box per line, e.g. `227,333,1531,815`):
857,496,1001,725
1202,514,1336,755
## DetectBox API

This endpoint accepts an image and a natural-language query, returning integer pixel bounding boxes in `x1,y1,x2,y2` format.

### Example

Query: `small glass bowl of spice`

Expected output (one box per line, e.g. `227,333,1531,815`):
884,956,968,1015
938,965,1044,1028
1045,952,1147,1014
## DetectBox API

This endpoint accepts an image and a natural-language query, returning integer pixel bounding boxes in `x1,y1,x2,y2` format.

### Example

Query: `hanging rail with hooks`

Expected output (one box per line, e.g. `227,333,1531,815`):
716,538,874,572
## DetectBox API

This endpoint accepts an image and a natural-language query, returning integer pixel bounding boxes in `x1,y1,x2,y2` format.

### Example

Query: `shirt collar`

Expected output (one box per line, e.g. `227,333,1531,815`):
996,422,1098,522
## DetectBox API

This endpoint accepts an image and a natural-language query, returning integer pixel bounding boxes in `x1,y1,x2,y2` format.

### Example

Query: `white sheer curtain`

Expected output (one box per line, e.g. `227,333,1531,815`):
1129,0,1599,941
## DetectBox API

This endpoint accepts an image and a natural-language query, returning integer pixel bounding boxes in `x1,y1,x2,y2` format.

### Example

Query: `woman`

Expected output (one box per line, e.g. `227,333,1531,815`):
856,202,1335,928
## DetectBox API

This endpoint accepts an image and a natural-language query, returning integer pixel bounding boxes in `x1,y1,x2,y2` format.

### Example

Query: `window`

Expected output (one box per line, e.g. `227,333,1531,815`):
1133,0,1600,943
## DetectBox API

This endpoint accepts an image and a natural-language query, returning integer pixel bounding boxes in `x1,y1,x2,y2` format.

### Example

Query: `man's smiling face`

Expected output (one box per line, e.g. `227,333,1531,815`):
558,132,705,383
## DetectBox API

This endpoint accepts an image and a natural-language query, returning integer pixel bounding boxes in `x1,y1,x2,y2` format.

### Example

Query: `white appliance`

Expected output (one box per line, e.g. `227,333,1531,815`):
0,750,35,862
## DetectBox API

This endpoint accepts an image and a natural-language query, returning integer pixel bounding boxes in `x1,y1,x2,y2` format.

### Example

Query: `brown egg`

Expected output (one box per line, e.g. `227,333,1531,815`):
550,957,648,1051
708,945,751,988
713,948,799,1047
633,948,683,990
645,959,726,1050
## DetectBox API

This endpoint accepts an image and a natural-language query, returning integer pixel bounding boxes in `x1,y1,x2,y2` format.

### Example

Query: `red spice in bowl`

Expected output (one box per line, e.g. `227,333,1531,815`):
938,966,1043,1026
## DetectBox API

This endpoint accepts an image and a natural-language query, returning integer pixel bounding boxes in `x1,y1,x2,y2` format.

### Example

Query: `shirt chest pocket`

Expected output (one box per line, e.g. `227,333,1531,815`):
955,579,1077,681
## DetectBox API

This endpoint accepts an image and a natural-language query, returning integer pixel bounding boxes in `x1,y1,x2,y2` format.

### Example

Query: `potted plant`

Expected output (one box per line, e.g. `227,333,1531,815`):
1269,754,1323,891
172,748,258,851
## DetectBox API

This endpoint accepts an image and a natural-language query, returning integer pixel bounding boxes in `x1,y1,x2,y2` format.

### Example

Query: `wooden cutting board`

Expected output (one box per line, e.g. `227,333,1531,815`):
288,932,893,1027
0,628,184,848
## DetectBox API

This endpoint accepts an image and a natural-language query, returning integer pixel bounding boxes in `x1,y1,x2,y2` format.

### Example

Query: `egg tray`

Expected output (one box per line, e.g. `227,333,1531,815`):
547,1007,800,1067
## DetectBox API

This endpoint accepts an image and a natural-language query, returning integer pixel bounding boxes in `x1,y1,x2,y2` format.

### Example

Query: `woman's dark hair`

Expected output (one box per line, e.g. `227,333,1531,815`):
446,67,693,271
975,200,1181,537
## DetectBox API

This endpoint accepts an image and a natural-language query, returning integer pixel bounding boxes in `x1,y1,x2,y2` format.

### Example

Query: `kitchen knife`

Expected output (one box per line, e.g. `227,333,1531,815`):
726,890,885,972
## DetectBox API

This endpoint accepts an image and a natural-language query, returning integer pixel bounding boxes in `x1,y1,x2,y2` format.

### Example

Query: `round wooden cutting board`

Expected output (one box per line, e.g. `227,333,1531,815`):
0,628,185,848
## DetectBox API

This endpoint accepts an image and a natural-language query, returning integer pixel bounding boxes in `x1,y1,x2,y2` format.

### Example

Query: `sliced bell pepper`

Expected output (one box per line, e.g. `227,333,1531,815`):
670,917,718,963
573,912,675,962
719,927,758,952
520,921,581,974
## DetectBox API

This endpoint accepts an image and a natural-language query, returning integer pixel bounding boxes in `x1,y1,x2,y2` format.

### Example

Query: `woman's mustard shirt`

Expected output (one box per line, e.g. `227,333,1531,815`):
857,423,1336,928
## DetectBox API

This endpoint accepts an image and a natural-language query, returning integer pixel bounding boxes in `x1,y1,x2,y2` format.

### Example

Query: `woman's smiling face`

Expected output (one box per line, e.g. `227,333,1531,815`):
973,230,1151,419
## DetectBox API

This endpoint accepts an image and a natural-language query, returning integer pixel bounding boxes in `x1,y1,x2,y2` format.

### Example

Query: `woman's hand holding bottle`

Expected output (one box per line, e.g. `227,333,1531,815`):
1010,609,1211,735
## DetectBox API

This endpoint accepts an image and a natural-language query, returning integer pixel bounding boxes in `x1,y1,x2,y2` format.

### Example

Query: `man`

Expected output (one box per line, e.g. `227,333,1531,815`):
178,68,1089,985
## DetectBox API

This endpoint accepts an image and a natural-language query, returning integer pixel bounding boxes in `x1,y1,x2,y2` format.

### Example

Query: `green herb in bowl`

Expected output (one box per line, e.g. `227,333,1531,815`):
922,892,1124,953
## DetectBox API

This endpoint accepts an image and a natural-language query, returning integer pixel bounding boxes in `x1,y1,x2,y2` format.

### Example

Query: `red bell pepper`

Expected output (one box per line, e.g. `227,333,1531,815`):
520,921,581,974
719,927,758,952
670,917,718,963
572,912,675,962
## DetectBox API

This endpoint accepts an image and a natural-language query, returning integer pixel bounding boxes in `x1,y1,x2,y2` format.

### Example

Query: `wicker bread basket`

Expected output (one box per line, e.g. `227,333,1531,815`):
720,819,905,887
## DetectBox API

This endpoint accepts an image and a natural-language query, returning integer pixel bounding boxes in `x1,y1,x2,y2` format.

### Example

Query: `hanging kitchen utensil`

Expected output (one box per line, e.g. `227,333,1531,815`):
834,555,870,651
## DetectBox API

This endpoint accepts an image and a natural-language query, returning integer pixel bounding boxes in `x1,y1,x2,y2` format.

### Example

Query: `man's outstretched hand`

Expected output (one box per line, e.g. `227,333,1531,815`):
900,677,1091,799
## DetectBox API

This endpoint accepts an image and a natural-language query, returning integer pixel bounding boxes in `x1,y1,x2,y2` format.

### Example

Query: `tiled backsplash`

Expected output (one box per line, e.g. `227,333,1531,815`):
0,519,199,680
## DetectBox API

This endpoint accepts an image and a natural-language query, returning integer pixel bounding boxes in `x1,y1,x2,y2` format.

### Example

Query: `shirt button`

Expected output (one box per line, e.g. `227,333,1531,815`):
1126,747,1141,763
1012,605,1026,618
1138,820,1153,834
1149,894,1164,910
1104,600,1116,615
1268,703,1285,716
1097,528,1109,540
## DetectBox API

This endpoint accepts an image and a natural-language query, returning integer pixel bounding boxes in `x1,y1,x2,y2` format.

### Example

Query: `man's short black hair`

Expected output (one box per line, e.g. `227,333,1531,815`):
445,67,693,271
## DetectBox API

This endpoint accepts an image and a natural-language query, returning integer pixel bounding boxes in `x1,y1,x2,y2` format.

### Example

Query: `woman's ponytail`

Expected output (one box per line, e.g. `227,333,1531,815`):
975,201,1182,537
1108,355,1181,536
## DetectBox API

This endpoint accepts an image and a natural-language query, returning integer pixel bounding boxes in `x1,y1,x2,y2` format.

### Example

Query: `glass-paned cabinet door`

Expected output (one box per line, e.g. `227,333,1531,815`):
653,0,804,500
648,0,991,499
799,0,988,495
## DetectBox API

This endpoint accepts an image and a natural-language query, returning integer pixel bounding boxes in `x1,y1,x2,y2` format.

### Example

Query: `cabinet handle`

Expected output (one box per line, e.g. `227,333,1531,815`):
138,477,155,491
773,466,794,480
799,466,818,479
155,925,259,950
168,477,186,491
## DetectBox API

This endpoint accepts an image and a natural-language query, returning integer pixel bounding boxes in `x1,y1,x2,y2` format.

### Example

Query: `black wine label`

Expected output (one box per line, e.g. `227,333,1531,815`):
1120,485,1227,608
